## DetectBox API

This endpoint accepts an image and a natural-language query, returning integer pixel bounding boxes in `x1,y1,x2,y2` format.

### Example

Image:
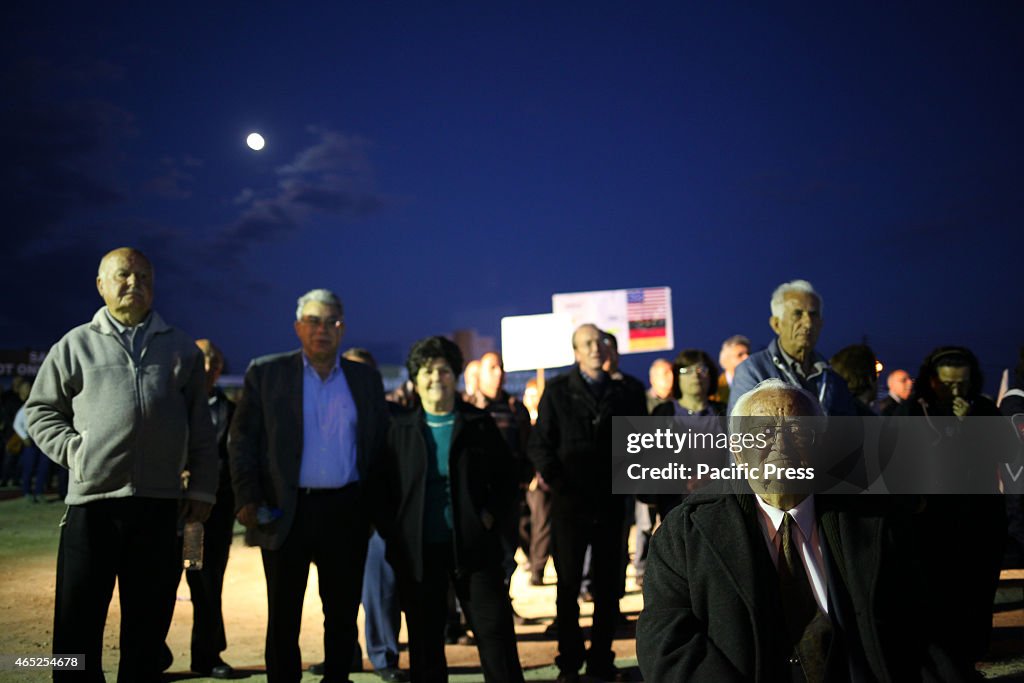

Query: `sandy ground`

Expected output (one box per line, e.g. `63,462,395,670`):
0,498,643,682
2,495,1023,682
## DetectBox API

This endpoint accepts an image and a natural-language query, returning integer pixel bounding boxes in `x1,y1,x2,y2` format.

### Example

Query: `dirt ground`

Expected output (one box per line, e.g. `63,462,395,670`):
0,496,643,682
2,494,1023,682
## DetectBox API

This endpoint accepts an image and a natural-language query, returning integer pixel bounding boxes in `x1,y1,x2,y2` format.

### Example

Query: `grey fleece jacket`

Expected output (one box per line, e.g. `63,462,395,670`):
25,308,219,505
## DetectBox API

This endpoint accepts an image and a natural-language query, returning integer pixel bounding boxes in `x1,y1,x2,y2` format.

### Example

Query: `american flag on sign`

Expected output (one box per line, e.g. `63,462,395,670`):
627,287,668,350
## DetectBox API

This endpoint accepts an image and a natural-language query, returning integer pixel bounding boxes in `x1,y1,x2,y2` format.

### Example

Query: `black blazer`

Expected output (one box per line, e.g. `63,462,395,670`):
376,402,517,583
228,350,390,550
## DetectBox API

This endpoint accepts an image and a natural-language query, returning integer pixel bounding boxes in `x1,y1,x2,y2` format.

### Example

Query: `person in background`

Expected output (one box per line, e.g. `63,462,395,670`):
182,339,238,678
376,336,524,683
472,352,533,610
874,369,913,416
462,358,481,403
999,345,1024,569
829,344,880,416
651,348,728,499
646,359,674,414
713,334,750,406
13,379,47,502
631,358,678,587
638,349,731,588
891,346,1007,670
529,324,646,682
897,348,1007,667
26,247,218,682
728,280,856,417
522,378,551,585
1,375,30,487
522,379,541,425
337,347,407,683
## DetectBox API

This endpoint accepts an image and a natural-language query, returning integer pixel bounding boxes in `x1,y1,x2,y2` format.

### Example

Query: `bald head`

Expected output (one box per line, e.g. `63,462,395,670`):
572,324,605,378
96,247,154,326
887,369,912,401
99,247,152,277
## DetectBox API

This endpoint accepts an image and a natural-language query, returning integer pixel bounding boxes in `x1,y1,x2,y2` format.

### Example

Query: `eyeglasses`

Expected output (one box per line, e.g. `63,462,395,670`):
754,423,816,448
678,365,709,377
300,315,343,330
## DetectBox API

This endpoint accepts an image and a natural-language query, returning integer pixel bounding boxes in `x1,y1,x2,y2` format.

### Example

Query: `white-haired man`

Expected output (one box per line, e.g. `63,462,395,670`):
727,280,856,416
637,379,965,681
230,288,390,683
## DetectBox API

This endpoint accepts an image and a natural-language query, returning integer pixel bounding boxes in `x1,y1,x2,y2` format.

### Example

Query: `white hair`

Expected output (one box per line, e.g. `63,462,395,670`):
770,279,822,319
729,379,822,432
295,288,343,320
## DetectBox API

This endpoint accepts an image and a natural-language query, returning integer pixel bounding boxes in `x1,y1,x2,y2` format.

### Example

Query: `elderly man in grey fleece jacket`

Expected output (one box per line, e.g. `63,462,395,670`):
26,247,218,683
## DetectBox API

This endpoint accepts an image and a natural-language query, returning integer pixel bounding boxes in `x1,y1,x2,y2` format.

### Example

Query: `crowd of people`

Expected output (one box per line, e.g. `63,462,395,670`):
10,246,1024,682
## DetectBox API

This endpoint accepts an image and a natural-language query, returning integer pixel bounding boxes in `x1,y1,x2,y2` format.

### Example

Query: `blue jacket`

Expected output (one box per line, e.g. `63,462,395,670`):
727,338,857,416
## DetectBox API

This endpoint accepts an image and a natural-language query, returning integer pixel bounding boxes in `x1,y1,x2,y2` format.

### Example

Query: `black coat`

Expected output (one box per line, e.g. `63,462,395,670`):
636,485,969,682
527,367,647,515
376,402,518,582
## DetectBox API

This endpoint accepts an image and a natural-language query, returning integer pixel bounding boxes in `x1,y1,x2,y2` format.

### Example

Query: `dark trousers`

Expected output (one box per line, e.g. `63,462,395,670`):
361,530,400,670
526,486,552,580
185,485,235,667
53,498,179,683
550,497,627,674
260,486,368,683
397,541,524,683
21,444,50,497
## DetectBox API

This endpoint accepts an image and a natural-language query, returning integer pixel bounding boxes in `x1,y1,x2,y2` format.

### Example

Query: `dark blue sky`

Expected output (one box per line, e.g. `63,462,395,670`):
3,3,1021,388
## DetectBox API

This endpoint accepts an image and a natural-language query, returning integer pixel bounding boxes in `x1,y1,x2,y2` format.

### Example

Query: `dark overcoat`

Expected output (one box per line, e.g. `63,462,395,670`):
636,484,969,682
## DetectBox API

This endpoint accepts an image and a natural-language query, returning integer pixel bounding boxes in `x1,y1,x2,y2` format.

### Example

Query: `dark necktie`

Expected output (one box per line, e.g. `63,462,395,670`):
779,513,818,647
780,513,831,682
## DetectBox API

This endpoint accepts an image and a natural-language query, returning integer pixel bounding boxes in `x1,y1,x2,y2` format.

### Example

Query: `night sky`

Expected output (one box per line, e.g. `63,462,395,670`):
4,3,1022,389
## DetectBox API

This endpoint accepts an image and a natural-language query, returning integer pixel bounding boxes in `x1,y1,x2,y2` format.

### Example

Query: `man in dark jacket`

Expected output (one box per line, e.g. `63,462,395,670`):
638,379,967,682
229,288,390,683
528,324,647,683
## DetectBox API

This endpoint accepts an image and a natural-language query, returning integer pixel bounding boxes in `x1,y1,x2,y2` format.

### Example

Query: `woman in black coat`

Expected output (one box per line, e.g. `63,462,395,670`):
377,336,524,683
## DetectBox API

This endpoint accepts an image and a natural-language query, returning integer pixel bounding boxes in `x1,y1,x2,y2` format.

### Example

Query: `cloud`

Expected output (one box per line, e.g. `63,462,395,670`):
233,187,256,206
213,127,387,257
0,54,386,349
276,126,373,177
144,169,193,199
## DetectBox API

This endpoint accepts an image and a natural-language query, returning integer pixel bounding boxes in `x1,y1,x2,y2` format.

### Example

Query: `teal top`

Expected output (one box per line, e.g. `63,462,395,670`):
423,411,455,544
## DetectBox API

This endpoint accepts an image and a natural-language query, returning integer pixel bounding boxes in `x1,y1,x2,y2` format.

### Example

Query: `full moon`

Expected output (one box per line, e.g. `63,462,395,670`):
246,132,265,151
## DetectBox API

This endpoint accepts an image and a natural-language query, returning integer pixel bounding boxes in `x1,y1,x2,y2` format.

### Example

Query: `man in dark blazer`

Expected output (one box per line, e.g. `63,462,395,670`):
229,288,390,683
637,379,967,682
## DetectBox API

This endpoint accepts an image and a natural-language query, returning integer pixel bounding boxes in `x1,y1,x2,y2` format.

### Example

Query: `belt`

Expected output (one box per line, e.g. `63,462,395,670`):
300,482,358,496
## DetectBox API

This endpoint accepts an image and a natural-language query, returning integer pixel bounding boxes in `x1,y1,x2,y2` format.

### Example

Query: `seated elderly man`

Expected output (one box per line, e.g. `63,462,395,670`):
636,379,966,682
